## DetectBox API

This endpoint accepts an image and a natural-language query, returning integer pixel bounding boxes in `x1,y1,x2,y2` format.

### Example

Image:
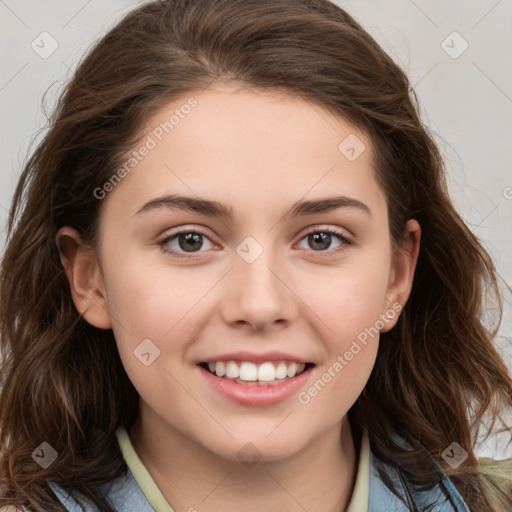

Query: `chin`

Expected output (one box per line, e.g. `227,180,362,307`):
208,434,305,465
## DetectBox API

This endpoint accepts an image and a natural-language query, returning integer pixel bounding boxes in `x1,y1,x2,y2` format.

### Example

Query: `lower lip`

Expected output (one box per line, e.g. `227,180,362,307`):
198,365,314,406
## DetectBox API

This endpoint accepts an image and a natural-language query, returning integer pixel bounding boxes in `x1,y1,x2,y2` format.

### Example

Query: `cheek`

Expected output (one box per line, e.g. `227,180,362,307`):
104,248,209,336
295,265,387,423
303,246,391,347
294,246,390,404
102,251,222,382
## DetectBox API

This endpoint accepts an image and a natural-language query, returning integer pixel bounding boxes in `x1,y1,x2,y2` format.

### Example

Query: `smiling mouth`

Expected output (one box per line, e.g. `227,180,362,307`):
198,361,314,386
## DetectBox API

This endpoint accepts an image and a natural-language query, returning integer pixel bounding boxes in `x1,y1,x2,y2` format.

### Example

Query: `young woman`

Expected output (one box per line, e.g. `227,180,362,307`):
1,1,511,511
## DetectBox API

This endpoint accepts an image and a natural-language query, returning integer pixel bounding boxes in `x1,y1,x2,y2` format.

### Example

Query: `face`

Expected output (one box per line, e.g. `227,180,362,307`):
59,83,420,463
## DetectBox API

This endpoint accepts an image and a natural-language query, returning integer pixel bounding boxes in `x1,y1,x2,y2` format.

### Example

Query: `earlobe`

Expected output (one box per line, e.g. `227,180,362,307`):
56,226,112,329
381,219,421,333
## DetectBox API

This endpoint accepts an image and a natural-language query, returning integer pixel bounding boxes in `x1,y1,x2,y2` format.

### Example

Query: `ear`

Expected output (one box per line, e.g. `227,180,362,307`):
56,226,112,329
380,219,421,333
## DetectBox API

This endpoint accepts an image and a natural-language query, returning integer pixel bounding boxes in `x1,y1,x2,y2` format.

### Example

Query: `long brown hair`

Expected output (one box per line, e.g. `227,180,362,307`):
1,0,511,510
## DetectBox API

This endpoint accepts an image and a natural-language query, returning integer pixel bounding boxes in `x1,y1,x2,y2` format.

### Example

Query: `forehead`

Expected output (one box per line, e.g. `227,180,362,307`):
102,83,387,222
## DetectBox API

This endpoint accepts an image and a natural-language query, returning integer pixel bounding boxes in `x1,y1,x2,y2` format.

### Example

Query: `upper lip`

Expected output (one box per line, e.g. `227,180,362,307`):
199,351,313,365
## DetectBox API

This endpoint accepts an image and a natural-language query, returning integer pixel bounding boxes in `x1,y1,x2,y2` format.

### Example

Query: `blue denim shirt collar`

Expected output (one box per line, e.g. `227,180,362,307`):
50,432,471,511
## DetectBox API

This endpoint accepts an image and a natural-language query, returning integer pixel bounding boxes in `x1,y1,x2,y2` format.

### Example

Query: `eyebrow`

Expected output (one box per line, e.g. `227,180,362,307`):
134,194,371,219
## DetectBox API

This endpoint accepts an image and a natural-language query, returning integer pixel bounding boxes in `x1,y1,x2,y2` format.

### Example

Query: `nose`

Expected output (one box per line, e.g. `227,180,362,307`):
219,247,298,332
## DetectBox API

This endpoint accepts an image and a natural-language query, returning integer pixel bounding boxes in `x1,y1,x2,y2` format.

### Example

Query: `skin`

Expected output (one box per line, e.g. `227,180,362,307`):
57,83,421,512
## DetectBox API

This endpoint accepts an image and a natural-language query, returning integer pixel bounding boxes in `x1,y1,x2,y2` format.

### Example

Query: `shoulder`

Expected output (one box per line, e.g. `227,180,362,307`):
478,455,512,480
1,471,153,512
49,467,154,512
477,456,512,510
368,433,471,512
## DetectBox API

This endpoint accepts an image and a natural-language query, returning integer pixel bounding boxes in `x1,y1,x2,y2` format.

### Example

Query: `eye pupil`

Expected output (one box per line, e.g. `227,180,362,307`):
179,233,203,252
309,232,331,251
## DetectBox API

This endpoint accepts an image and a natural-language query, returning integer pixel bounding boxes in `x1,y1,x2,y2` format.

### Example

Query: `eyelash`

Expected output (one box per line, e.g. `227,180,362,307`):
157,227,352,259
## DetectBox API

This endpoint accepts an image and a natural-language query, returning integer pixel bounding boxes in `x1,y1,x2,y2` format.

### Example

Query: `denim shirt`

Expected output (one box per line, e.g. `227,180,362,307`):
49,432,471,512
367,449,471,511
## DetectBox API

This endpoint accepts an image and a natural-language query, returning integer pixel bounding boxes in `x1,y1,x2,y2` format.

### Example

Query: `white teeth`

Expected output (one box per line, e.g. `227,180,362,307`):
239,362,258,381
275,362,288,380
286,362,298,378
257,362,276,382
225,361,239,378
215,361,226,377
205,360,308,382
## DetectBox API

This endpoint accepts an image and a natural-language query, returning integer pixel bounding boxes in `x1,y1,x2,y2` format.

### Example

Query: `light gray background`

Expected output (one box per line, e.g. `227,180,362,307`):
1,0,511,458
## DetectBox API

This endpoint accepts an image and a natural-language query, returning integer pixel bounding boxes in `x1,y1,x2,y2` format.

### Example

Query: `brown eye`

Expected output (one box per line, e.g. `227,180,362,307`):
175,232,204,252
297,228,352,254
159,229,215,257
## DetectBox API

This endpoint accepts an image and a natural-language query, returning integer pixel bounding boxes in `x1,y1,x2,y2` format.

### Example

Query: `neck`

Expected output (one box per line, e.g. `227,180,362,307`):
130,405,358,512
